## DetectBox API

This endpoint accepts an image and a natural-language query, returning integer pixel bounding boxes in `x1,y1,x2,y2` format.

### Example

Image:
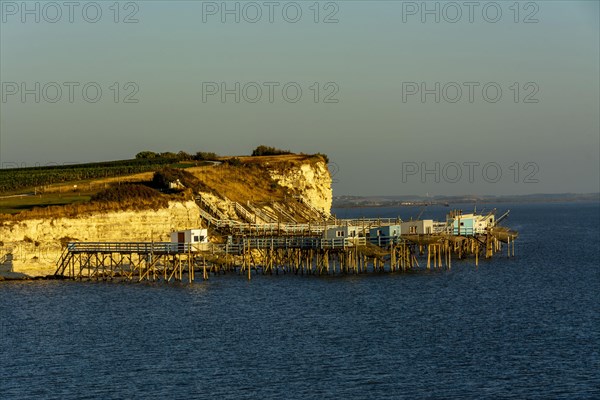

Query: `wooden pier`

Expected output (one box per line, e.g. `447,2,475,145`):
55,242,199,282
54,200,518,283
54,229,517,283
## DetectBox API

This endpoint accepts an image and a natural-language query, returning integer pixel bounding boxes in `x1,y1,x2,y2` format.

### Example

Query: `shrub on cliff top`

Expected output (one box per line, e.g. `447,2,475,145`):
152,167,201,191
92,184,163,203
194,151,219,161
135,150,193,161
135,151,159,159
251,145,292,157
225,157,243,167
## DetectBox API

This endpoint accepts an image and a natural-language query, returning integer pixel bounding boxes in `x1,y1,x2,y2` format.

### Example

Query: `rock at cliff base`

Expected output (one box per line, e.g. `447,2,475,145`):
0,271,31,280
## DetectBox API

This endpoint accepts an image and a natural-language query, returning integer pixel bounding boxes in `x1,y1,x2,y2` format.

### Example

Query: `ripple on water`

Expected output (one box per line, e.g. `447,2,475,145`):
1,202,599,399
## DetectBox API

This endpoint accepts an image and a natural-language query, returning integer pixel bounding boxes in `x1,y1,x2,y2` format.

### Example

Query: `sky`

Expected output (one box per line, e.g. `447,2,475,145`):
0,0,598,196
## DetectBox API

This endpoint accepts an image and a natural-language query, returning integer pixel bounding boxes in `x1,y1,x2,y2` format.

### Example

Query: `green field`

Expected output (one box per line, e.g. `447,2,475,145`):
0,157,181,194
0,157,207,215
0,193,94,214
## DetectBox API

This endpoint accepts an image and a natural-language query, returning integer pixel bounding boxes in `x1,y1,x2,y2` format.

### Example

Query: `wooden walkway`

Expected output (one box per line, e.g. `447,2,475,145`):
54,230,516,283
195,195,406,236
53,199,518,283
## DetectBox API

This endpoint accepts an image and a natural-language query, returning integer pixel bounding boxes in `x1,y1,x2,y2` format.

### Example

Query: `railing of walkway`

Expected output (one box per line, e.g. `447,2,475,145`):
66,242,196,254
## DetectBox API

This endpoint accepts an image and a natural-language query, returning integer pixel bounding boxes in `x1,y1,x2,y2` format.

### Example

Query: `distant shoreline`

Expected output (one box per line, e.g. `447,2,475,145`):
333,194,600,208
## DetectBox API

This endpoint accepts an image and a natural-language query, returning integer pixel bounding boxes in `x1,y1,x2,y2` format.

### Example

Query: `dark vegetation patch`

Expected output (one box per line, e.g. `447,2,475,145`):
194,152,219,161
151,168,207,192
91,184,164,203
251,145,292,157
225,157,243,167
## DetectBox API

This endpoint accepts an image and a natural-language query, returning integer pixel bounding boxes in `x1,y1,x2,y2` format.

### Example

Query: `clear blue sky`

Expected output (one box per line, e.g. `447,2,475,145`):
1,0,598,196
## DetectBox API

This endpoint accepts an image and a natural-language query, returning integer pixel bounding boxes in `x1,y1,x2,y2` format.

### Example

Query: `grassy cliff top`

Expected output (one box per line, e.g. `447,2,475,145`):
0,152,328,220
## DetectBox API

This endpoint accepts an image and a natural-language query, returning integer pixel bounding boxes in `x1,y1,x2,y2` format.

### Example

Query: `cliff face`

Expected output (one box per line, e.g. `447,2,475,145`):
0,159,333,278
196,158,332,222
0,201,201,277
268,160,332,216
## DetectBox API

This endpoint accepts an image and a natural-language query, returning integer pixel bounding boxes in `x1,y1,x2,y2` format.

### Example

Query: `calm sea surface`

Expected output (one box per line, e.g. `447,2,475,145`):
1,202,599,399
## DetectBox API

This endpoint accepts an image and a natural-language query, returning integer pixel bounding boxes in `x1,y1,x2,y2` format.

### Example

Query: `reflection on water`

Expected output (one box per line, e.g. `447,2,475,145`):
1,202,598,399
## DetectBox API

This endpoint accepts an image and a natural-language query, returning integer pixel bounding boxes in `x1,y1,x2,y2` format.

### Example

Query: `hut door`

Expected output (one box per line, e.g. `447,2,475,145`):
178,232,185,252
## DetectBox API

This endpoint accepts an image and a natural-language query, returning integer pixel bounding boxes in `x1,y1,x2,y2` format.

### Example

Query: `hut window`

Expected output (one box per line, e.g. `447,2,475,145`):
193,235,200,242
336,230,344,237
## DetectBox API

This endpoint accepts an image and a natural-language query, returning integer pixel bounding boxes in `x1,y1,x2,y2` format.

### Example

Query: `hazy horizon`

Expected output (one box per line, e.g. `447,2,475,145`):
1,1,598,197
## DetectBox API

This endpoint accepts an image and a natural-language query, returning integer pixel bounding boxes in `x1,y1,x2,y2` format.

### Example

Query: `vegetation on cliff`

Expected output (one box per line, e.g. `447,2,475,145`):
91,184,166,204
135,150,219,161
0,149,330,219
151,168,201,191
186,162,287,203
0,183,188,222
251,145,291,157
0,157,176,193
